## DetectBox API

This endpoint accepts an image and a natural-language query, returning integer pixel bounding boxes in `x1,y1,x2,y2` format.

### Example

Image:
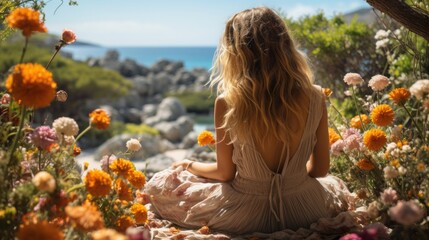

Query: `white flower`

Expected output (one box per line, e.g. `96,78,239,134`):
52,117,79,136
386,142,397,152
384,166,399,179
32,171,56,193
100,154,117,172
398,166,407,175
380,187,398,205
367,201,380,219
409,79,429,100
374,29,390,40
126,138,142,152
344,90,352,96
394,29,401,39
401,145,411,153
343,73,364,86
376,39,389,49
368,74,390,91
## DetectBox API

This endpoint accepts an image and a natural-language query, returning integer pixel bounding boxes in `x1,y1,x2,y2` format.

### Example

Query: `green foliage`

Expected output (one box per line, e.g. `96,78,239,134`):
286,12,386,94
166,89,214,114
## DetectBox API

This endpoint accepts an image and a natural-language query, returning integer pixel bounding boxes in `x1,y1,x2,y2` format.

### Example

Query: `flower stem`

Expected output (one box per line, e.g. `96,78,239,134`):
75,125,91,142
351,87,367,131
19,37,28,63
8,106,26,166
401,104,425,143
45,41,64,70
66,183,85,194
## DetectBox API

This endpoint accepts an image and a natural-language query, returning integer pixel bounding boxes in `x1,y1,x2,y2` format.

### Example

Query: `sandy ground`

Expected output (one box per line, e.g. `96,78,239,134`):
75,148,190,171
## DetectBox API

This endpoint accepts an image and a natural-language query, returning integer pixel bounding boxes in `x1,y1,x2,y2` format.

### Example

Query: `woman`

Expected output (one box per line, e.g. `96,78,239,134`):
145,7,355,235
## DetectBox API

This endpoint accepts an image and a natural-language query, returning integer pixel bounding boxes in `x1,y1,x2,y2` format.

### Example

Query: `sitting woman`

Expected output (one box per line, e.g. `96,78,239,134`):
145,7,356,235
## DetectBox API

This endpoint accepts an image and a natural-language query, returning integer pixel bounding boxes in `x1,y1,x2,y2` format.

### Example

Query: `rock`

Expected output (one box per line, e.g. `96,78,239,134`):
141,104,158,120
176,116,194,138
164,61,184,75
141,154,175,178
154,121,181,142
156,97,186,122
158,139,177,152
152,72,172,94
94,134,162,161
119,59,148,77
173,70,196,86
150,59,172,74
122,108,142,124
133,76,154,97
180,131,198,149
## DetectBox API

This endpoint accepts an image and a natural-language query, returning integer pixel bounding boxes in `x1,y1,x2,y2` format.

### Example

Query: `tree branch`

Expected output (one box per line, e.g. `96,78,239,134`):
366,0,429,42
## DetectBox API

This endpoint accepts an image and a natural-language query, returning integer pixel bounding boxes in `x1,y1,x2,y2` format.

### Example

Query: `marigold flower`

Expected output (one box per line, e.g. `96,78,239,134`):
17,220,63,240
74,145,81,156
127,170,146,189
110,158,135,178
363,129,387,151
92,229,127,240
322,88,332,97
371,104,394,127
115,179,133,201
130,203,148,224
32,171,56,193
389,88,411,105
6,63,56,109
126,138,141,152
343,73,363,86
197,130,215,146
116,215,134,233
52,117,79,136
328,128,341,146
356,159,375,171
65,201,105,231
85,169,112,197
350,114,370,129
61,29,77,44
6,8,47,37
89,109,111,130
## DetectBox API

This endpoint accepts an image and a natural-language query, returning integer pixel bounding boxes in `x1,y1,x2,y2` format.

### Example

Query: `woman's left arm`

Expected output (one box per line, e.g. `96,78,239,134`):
172,96,236,182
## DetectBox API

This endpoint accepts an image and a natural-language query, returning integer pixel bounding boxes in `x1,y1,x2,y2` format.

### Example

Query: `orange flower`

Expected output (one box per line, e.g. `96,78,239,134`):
17,220,63,240
65,201,105,232
83,161,89,171
356,159,375,171
130,203,148,224
115,179,133,201
85,169,112,197
350,114,370,129
116,215,134,233
197,130,215,146
322,88,332,97
89,109,110,130
363,129,387,151
6,8,47,37
328,128,340,146
6,63,57,109
371,104,394,127
127,170,146,189
73,144,81,156
110,158,135,178
389,88,411,105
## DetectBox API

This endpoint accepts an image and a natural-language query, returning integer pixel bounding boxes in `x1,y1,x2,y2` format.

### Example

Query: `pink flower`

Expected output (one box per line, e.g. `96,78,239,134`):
330,140,345,156
342,128,360,139
383,166,399,179
344,73,364,86
344,134,362,151
1,93,10,104
339,233,362,240
61,29,76,44
368,74,390,91
380,187,398,205
389,200,424,225
100,154,117,172
361,223,389,240
28,126,57,150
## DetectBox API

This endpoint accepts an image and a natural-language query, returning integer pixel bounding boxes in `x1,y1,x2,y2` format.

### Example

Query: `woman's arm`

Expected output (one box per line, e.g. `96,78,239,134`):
306,97,330,178
173,96,236,182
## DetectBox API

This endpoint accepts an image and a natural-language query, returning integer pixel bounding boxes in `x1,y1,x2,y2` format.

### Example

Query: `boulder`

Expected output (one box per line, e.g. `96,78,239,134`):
180,131,198,149
141,154,175,178
119,59,148,77
150,59,172,74
164,61,184,75
154,121,181,142
156,97,186,122
141,104,158,120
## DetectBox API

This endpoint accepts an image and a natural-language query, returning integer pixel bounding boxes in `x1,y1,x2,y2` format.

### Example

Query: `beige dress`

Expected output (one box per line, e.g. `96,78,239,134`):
145,89,355,235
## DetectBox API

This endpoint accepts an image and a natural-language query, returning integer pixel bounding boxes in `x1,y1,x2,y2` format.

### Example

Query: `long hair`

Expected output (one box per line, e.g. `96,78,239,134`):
210,7,317,145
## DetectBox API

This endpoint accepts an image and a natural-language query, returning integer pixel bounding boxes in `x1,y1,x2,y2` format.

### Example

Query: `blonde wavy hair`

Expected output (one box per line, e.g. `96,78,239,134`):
210,7,317,145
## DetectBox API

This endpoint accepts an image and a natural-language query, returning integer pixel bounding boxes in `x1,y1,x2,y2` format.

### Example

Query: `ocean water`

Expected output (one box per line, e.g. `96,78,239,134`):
63,46,217,70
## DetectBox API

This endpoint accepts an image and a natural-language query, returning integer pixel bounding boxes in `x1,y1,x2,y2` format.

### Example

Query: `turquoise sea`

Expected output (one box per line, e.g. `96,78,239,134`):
64,46,217,70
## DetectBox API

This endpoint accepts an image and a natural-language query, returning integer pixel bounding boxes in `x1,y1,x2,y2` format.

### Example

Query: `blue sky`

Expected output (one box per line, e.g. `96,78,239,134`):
43,0,370,46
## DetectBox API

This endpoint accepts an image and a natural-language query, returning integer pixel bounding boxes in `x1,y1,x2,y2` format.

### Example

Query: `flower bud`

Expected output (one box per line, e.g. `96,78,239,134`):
56,90,68,102
62,29,76,44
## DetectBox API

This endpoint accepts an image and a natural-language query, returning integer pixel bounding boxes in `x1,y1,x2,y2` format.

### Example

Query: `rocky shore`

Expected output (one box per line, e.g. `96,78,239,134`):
76,50,216,176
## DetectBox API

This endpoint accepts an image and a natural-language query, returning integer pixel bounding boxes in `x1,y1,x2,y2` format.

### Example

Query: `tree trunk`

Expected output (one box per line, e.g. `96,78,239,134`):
366,0,429,42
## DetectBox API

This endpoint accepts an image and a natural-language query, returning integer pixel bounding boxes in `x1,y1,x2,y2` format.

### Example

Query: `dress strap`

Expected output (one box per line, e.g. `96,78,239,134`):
269,145,289,226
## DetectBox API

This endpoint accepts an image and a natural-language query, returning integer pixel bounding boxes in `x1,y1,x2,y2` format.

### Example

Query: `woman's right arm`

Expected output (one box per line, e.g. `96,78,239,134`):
306,97,330,178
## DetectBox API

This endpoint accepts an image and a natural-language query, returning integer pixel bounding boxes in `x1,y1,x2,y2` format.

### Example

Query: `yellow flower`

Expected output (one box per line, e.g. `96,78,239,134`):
83,161,89,171
328,128,340,146
17,221,63,240
85,170,112,197
390,159,400,168
197,130,215,146
116,215,134,233
389,88,411,105
127,170,146,189
363,129,387,151
110,158,135,178
6,63,57,109
350,114,370,129
115,179,133,201
6,8,47,37
130,203,148,224
322,88,332,97
371,104,394,127
356,159,375,171
65,201,105,232
417,162,426,172
89,109,111,130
